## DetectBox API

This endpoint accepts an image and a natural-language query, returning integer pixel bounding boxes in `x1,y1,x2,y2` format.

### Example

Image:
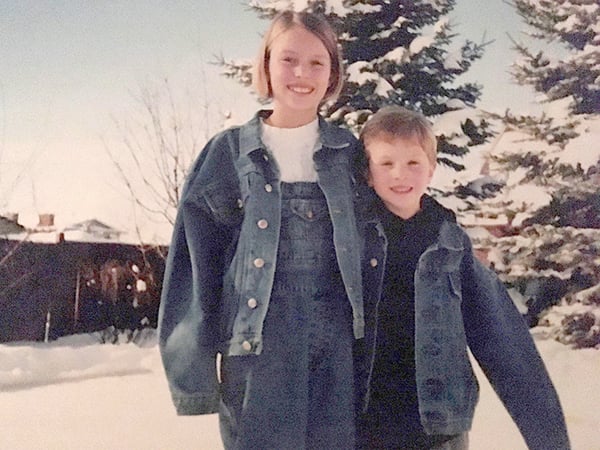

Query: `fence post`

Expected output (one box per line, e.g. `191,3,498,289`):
74,268,81,329
44,310,51,343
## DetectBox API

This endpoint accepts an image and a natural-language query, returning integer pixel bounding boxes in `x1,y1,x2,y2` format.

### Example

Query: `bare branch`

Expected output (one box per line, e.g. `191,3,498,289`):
102,71,224,239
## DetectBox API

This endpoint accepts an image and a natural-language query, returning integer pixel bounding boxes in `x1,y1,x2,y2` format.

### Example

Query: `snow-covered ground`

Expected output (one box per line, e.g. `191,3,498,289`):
1,330,598,450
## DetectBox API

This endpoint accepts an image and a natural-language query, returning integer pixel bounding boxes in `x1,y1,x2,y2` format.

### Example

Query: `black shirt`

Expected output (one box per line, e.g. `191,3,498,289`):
361,196,455,449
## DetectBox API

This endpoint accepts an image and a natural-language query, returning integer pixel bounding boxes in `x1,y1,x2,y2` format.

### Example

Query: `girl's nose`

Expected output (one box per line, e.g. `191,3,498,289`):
293,64,305,78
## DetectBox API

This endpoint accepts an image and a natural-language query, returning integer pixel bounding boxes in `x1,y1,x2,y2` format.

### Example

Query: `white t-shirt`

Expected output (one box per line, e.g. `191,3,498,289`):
261,118,321,182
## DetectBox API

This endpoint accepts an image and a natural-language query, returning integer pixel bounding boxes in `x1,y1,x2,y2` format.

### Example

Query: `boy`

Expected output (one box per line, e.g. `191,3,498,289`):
355,106,570,449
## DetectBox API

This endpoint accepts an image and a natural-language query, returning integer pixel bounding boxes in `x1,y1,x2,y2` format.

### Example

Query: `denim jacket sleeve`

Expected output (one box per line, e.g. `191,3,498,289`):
460,233,570,450
158,130,243,415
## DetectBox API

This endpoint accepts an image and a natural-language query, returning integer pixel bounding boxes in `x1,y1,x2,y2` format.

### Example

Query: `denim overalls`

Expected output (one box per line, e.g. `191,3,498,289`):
219,182,355,449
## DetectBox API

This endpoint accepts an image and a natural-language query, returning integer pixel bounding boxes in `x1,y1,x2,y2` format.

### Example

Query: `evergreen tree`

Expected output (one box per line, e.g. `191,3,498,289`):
220,0,493,174
510,0,600,228
472,0,600,347
512,0,600,115
482,0,600,225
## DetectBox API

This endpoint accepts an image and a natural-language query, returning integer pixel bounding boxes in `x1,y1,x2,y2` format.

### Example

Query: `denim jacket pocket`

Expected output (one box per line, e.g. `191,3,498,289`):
201,180,244,227
422,247,462,272
289,198,329,222
421,247,463,297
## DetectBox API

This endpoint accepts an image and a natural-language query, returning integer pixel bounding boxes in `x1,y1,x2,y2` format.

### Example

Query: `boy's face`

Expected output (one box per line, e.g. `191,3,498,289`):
366,135,435,219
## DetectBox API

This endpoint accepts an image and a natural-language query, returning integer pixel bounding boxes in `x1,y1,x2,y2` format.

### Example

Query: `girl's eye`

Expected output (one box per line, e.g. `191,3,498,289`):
281,55,296,64
312,60,324,66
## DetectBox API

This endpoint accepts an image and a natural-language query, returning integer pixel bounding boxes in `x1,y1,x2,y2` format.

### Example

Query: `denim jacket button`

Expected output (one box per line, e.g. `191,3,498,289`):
257,219,268,229
370,258,378,267
242,341,252,352
247,298,258,309
236,198,243,209
264,184,273,192
253,258,265,268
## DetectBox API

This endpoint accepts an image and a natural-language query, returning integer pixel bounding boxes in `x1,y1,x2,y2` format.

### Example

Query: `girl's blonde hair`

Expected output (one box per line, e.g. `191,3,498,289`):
360,106,438,166
252,10,344,105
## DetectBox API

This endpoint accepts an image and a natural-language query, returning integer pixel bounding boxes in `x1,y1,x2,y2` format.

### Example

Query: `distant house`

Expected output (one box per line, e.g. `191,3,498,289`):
0,214,26,235
62,219,123,242
0,214,166,343
1,215,124,244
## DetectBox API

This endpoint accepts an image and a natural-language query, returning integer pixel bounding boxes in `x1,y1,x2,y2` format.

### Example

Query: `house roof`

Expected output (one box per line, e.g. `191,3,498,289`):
63,219,121,235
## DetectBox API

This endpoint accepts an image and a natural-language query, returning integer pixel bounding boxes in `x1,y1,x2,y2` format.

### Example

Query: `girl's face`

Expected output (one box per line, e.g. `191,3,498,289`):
367,135,435,219
267,25,331,128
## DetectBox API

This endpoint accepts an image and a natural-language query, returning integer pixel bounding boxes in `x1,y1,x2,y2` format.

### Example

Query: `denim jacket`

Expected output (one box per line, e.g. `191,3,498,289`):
158,111,364,416
358,201,570,450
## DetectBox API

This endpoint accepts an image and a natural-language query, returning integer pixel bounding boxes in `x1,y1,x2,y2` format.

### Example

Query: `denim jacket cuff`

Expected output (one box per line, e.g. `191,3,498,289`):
173,392,220,415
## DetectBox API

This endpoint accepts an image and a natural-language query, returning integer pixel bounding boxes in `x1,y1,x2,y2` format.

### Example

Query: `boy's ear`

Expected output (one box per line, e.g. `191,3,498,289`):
428,161,437,180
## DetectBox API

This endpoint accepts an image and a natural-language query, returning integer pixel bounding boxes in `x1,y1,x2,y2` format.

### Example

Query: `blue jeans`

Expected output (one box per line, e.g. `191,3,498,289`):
219,182,355,450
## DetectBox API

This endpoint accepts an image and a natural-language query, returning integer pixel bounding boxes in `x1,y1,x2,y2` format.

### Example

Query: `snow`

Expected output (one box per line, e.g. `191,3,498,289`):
558,115,600,171
5,227,144,246
432,105,481,137
444,49,463,70
248,0,381,16
410,35,435,55
381,47,408,64
434,18,450,34
346,61,379,84
374,77,394,97
543,96,575,122
1,330,598,450
392,16,409,29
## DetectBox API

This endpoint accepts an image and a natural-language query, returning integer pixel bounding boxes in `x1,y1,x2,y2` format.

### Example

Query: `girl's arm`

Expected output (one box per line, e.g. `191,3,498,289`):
158,134,241,415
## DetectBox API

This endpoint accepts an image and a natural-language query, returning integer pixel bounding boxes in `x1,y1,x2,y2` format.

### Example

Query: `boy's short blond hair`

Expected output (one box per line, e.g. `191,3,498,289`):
252,10,344,105
360,106,438,166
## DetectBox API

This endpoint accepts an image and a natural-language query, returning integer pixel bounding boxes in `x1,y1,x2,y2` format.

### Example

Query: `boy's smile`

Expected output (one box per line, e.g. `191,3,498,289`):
367,134,435,219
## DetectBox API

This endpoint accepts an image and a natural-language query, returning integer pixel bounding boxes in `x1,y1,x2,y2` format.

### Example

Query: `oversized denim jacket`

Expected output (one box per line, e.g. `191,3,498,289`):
359,207,570,450
158,111,364,416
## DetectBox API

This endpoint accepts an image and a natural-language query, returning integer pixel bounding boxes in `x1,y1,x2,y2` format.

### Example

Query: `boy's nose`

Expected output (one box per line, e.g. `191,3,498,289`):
391,166,404,179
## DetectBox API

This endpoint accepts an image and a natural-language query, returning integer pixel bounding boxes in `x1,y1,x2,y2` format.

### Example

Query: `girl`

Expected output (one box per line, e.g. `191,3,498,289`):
158,11,364,450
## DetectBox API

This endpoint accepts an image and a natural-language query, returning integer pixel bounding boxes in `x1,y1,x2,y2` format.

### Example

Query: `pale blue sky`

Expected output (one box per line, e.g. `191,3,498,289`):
0,0,539,235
